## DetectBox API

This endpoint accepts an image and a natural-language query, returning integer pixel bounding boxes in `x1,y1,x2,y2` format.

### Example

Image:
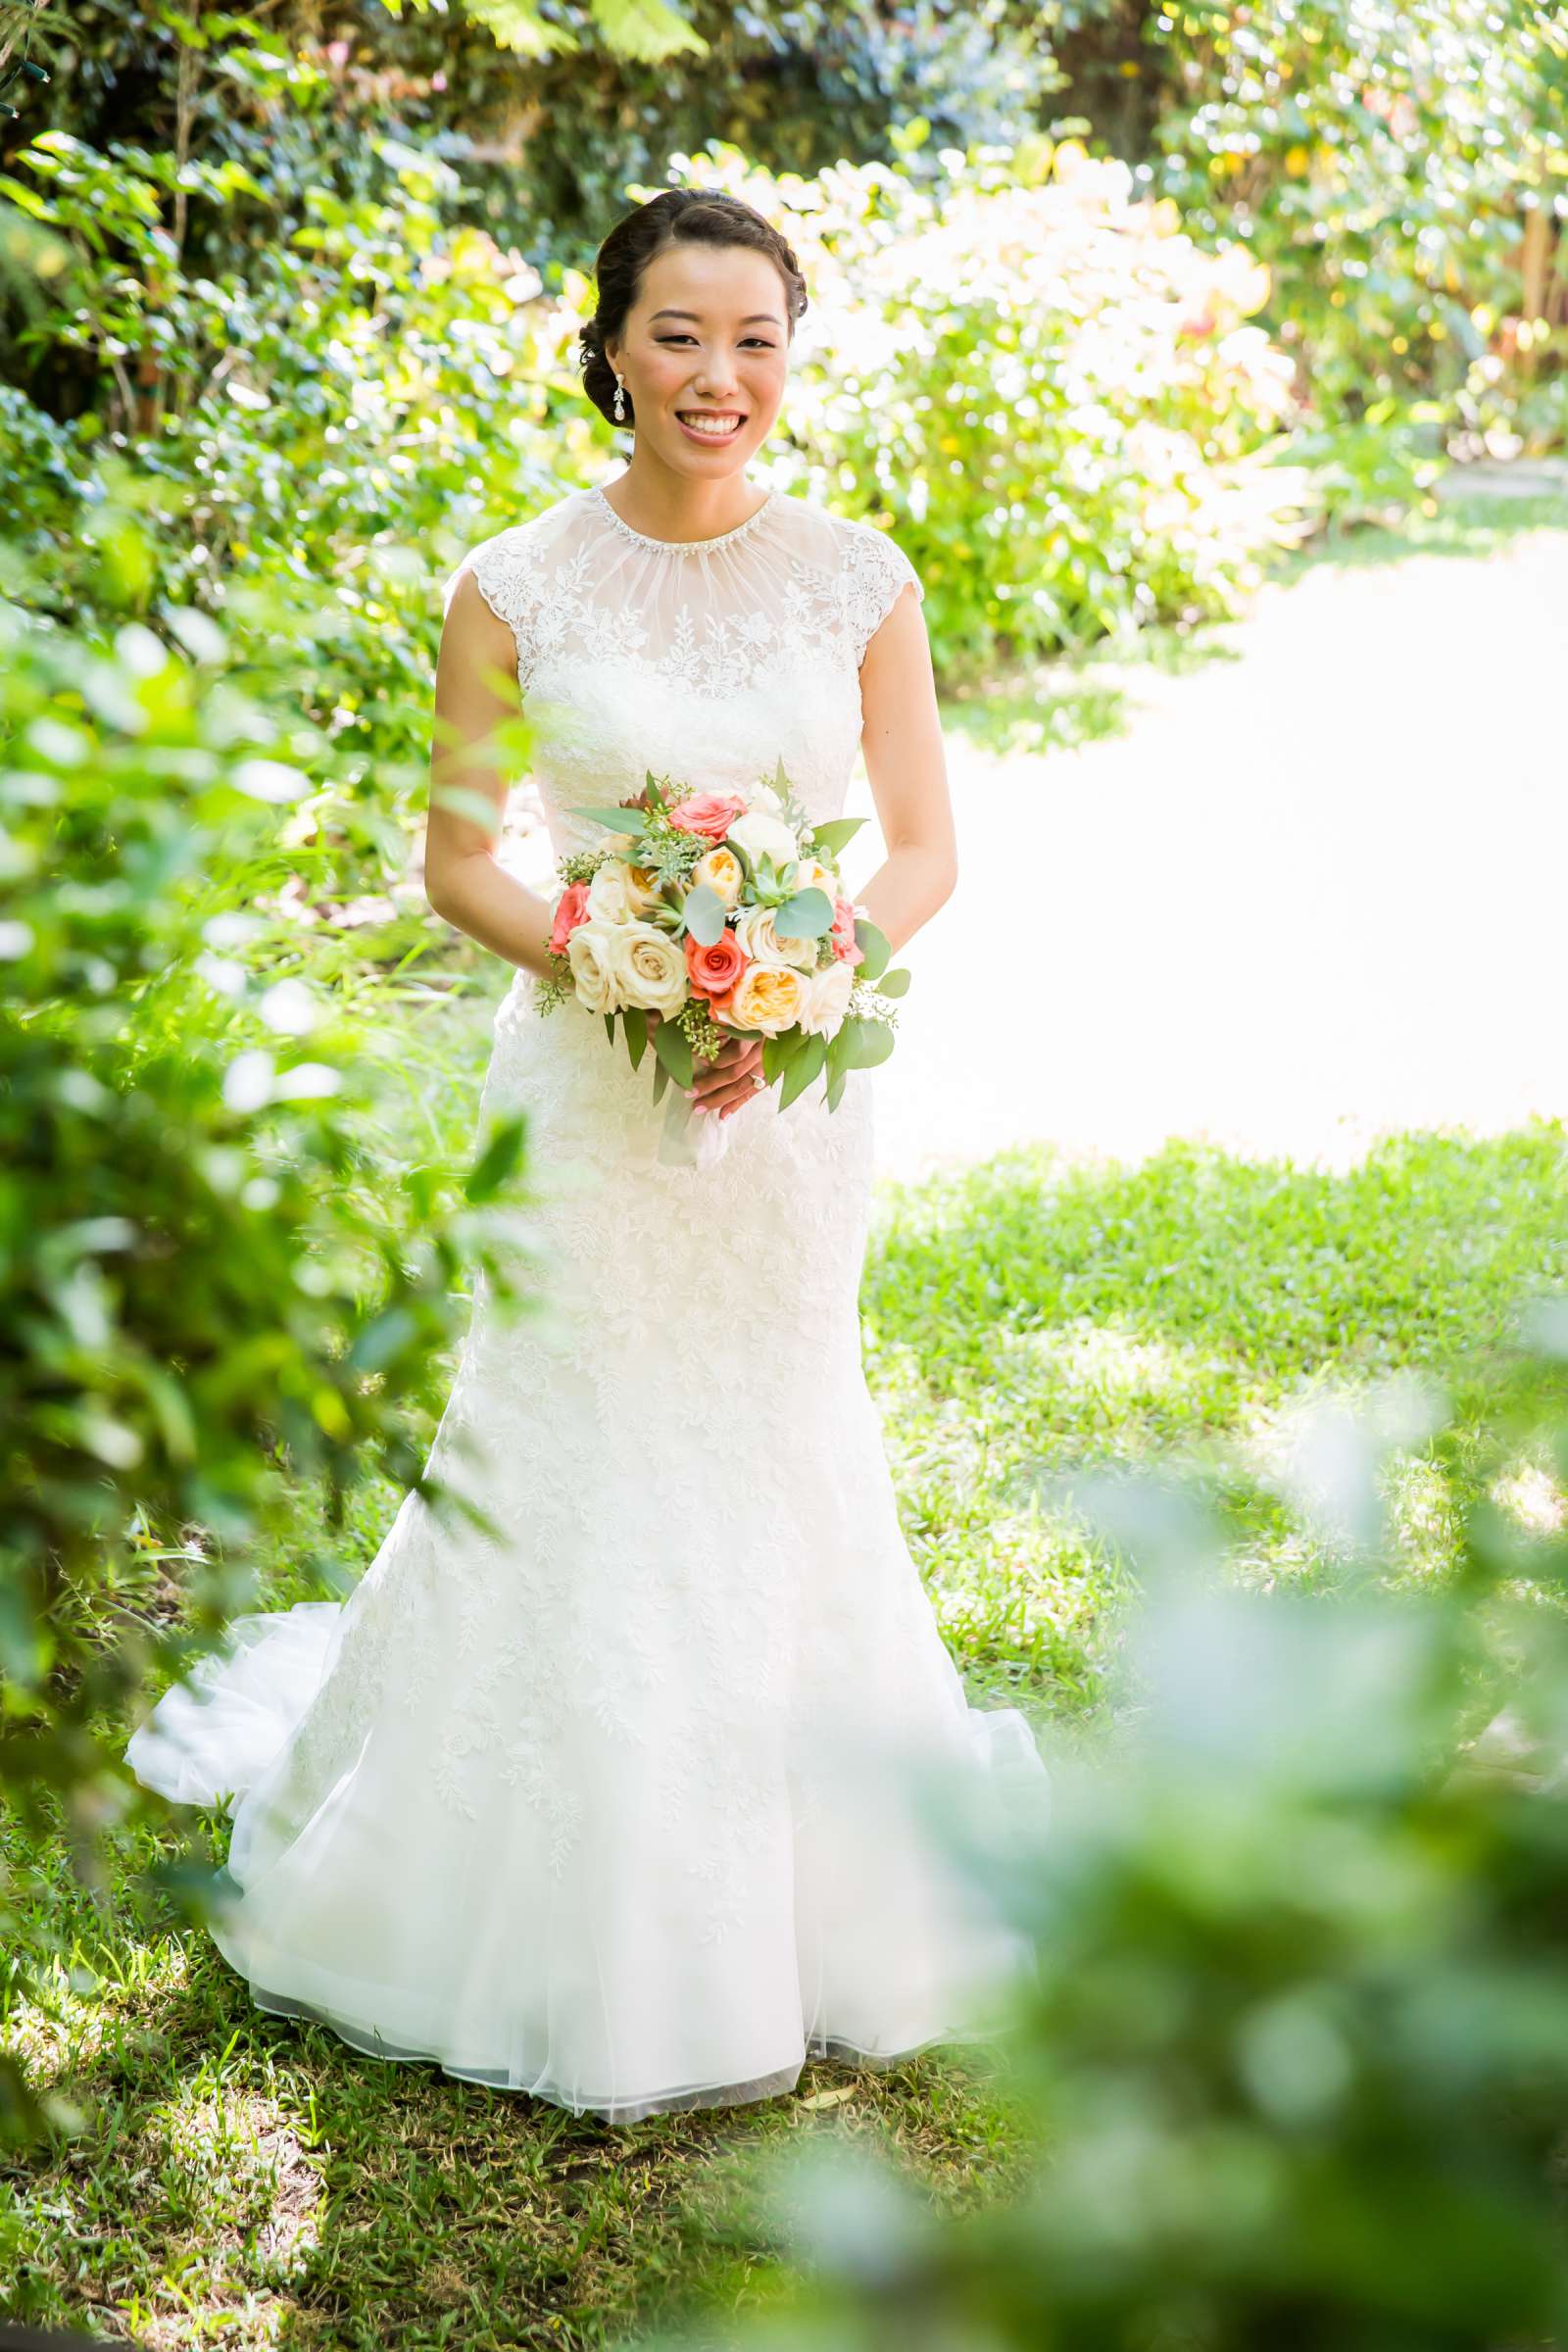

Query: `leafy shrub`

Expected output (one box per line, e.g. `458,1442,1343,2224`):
671,1326,1568,2350
0,592,532,2144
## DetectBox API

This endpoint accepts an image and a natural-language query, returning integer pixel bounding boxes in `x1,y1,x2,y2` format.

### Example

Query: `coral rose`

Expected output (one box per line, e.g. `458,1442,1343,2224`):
666,792,747,842
549,880,592,956
686,928,748,1002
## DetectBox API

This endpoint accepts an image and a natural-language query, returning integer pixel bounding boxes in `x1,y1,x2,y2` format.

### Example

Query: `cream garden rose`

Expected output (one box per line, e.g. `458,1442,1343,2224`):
733,901,817,972
604,920,689,1016
565,918,625,1015
586,860,636,924
799,958,856,1037
720,961,809,1036
726,806,800,871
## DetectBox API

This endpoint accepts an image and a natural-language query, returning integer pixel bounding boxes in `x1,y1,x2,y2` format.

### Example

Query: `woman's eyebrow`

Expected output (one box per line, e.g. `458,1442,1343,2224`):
648,308,783,326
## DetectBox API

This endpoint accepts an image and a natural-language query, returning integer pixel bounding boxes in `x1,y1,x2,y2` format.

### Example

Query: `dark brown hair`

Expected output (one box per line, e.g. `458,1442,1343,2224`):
577,189,808,430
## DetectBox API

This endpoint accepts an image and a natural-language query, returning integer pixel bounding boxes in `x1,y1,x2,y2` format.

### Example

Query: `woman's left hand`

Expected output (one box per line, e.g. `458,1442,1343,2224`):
695,1028,766,1120
646,1011,765,1120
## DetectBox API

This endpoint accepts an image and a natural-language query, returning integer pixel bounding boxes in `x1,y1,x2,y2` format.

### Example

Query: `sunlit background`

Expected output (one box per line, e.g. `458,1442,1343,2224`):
4,2,1568,2345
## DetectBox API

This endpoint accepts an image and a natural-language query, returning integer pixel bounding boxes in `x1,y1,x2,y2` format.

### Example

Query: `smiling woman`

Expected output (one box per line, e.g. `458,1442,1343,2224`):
122,184,1043,2129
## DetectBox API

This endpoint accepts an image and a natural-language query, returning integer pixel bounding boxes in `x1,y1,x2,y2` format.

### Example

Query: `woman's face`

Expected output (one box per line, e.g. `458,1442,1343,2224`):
605,242,791,473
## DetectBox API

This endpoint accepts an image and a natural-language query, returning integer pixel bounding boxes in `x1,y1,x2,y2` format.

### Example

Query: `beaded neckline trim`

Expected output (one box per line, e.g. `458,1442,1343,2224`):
589,483,779,554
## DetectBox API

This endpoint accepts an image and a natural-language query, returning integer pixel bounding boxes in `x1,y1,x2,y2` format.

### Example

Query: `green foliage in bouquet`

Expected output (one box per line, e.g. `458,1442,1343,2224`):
551,759,910,1119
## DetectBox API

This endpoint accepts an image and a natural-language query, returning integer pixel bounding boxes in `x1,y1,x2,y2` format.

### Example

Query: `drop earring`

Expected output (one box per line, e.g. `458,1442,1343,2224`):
612,374,626,424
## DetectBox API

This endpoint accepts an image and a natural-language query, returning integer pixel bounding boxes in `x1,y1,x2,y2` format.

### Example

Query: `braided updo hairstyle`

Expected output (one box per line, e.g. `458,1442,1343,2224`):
578,189,808,430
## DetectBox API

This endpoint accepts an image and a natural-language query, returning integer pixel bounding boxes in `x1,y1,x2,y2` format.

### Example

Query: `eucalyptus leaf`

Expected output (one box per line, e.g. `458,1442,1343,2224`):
604,1010,614,1047
878,965,911,999
845,1018,895,1069
683,881,727,948
651,1053,671,1104
773,885,834,940
854,917,891,982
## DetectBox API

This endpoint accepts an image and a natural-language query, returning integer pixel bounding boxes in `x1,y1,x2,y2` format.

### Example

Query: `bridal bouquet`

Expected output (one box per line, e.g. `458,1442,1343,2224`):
536,759,910,1166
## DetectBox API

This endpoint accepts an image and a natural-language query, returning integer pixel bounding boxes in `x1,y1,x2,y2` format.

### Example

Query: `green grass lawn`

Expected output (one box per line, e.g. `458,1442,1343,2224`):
4,951,1562,2352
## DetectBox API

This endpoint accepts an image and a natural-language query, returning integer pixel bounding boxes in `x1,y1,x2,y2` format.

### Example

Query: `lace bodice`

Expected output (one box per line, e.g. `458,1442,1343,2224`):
441,479,925,856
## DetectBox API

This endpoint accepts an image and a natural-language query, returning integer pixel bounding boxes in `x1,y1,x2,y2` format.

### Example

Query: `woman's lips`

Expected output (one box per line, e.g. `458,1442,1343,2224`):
676,413,744,444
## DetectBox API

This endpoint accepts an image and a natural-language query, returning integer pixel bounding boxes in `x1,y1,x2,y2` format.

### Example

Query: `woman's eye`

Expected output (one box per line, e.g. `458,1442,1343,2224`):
657,336,773,349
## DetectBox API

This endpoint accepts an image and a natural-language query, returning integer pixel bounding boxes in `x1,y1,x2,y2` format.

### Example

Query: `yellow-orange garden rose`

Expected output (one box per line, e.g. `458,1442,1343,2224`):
716,961,808,1036
688,844,744,910
623,860,667,917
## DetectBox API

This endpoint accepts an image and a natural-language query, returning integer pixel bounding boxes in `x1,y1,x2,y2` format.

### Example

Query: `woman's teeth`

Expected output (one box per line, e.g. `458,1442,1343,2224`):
677,413,743,440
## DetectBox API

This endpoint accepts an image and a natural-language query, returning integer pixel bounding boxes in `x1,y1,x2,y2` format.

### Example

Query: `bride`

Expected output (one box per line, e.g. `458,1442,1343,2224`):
124,186,1049,2124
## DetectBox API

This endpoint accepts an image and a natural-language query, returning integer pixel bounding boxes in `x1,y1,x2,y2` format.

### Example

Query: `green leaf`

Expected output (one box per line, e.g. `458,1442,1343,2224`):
779,1030,827,1110
604,1010,615,1047
683,881,728,947
878,965,911,999
807,816,864,858
854,918,891,982
651,1014,694,1090
824,1063,849,1112
840,1017,895,1070
568,803,648,835
623,1004,648,1070
773,885,834,940
465,1113,527,1202
762,1028,807,1085
651,1053,671,1103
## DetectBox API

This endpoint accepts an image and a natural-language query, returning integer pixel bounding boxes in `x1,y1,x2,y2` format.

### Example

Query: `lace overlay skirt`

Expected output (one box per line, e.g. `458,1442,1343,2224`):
124,971,1049,2122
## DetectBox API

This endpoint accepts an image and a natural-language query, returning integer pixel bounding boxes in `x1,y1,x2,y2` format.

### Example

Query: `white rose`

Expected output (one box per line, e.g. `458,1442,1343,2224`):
603,919,689,1015
726,807,800,872
565,918,626,1014
733,901,817,973
799,959,855,1037
586,860,636,923
749,780,786,817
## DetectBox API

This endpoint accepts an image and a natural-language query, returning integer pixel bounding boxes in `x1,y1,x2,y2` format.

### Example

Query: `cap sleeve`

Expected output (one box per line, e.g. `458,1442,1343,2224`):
841,522,925,667
441,524,545,696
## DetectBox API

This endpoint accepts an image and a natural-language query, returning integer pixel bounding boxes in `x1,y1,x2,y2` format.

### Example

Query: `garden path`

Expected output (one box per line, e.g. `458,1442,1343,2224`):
855,500,1567,1181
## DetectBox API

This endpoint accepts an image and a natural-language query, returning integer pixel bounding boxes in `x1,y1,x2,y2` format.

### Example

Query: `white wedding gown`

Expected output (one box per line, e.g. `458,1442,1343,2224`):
123,476,1050,2122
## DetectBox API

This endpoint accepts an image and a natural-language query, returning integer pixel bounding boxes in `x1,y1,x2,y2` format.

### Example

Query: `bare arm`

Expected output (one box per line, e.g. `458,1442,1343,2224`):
852,580,956,957
423,570,560,981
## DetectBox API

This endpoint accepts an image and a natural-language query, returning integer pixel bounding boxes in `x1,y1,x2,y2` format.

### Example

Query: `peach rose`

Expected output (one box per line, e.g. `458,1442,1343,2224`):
667,792,747,842
549,880,592,956
686,927,748,1001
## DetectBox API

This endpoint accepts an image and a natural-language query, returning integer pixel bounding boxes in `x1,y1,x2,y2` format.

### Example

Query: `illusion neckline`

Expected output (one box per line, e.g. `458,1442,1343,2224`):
589,482,779,554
